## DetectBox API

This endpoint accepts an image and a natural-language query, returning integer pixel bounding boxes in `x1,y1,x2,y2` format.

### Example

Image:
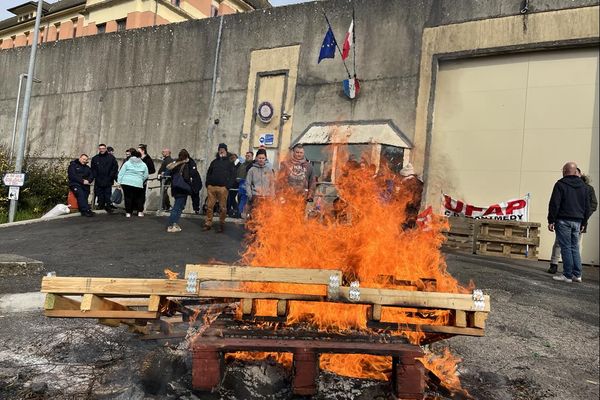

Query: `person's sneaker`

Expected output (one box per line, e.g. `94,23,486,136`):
216,224,224,233
125,213,132,218
202,225,211,231
83,210,95,217
547,263,558,274
173,224,182,232
108,204,118,210
194,210,200,215
552,275,572,283
138,212,144,217
105,206,114,213
167,225,177,233
572,276,582,283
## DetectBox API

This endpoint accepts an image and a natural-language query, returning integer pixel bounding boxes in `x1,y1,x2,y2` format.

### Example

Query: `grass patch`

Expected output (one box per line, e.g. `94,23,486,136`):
0,209,44,224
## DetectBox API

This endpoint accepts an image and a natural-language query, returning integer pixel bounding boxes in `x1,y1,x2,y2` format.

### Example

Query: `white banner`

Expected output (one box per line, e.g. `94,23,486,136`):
442,194,530,222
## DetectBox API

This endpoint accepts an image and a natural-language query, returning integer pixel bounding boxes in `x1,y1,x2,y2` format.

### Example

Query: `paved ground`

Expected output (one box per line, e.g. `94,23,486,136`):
0,213,598,399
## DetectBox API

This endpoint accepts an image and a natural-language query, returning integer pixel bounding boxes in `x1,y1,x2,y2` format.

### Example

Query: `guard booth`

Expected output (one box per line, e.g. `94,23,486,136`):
292,120,414,217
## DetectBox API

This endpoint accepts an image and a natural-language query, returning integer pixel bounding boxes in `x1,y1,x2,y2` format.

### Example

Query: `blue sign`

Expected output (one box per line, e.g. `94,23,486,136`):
264,134,274,146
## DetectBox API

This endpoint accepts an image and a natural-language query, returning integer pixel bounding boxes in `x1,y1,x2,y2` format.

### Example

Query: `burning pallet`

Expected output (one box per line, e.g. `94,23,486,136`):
40,264,490,397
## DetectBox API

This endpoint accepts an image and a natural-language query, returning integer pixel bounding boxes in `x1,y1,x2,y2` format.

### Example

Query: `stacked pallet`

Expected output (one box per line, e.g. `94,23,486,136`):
443,217,540,260
41,264,490,341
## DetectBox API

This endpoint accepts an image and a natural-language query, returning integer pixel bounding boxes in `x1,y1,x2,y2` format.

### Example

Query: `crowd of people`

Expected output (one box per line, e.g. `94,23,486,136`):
66,142,320,233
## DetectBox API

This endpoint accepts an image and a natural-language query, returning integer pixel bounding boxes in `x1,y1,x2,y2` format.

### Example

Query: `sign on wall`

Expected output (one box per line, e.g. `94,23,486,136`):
442,194,530,222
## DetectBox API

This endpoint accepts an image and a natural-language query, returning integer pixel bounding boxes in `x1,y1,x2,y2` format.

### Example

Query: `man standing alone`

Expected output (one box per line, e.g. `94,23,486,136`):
157,148,174,211
91,144,118,212
548,162,590,283
203,143,234,233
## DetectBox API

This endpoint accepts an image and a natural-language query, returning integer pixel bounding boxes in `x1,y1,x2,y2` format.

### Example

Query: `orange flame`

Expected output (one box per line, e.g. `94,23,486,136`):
228,144,473,385
164,268,179,280
418,348,471,397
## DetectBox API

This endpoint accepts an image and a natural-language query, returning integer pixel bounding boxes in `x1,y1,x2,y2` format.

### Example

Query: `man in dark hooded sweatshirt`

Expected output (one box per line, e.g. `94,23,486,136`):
547,162,590,283
91,143,118,212
203,143,234,233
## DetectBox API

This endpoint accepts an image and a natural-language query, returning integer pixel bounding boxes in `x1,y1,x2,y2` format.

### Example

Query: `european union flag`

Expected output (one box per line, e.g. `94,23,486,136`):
318,27,337,63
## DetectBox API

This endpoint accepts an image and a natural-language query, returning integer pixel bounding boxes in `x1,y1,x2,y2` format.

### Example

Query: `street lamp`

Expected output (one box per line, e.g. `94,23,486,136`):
8,0,44,224
10,74,41,162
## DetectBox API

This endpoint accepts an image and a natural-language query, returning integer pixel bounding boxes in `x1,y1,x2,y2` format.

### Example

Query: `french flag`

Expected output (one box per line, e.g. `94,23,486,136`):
341,19,354,60
343,77,360,99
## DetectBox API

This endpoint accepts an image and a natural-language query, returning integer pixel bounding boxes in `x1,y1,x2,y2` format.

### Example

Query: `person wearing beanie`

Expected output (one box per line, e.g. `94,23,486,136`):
203,143,235,232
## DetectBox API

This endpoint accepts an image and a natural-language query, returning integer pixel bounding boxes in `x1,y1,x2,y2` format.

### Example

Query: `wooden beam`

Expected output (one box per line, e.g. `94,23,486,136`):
81,294,129,312
240,299,254,315
198,289,325,301
454,310,467,328
337,287,490,312
468,311,488,329
276,300,288,317
41,277,190,296
185,264,342,285
45,309,160,319
147,295,162,312
367,304,382,321
44,294,80,310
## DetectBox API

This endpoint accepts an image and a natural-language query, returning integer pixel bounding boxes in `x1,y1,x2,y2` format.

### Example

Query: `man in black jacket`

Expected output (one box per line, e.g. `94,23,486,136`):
548,162,590,283
68,154,95,217
91,144,118,212
203,143,234,233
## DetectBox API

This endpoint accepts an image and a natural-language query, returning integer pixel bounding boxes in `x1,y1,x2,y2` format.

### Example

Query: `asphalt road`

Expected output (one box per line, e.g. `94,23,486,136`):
0,214,598,399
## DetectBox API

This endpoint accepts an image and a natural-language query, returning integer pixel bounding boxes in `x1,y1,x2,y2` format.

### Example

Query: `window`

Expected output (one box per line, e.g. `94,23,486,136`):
72,18,78,37
171,0,181,6
39,27,44,43
211,4,219,17
24,31,30,44
97,23,106,34
0,39,3,48
54,23,60,40
116,18,126,32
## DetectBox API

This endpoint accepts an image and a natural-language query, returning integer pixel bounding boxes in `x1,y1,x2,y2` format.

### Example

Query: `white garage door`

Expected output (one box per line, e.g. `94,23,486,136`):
429,48,599,264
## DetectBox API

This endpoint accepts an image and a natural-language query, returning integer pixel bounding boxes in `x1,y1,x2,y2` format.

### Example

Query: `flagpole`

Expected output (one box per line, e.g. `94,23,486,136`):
322,11,352,79
352,5,357,78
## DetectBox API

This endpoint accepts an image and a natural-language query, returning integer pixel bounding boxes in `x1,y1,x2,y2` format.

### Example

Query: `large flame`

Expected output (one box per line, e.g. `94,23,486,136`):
418,348,471,397
229,145,471,388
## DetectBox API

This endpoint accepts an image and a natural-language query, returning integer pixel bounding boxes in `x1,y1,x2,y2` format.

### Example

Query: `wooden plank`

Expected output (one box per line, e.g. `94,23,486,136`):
147,295,162,312
476,234,539,246
276,300,288,317
477,220,541,228
337,287,490,312
368,304,382,321
41,277,190,296
366,321,484,337
198,289,325,301
240,299,254,315
184,264,342,285
473,312,487,329
81,294,129,312
45,309,160,319
455,310,467,328
44,294,80,310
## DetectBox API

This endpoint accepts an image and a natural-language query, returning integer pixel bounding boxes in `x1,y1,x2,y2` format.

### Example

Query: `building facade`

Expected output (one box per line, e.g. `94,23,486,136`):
0,0,598,263
0,0,270,50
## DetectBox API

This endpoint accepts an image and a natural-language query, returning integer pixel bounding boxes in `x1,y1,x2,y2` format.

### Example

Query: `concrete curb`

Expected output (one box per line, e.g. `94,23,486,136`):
0,291,45,313
0,209,108,229
0,254,44,277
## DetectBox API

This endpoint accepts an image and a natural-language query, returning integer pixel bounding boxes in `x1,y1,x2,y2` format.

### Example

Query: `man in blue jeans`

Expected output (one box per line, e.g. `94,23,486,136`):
547,162,590,283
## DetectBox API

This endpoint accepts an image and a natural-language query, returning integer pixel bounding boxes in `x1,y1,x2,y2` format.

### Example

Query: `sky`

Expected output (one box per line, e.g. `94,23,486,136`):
1,0,311,21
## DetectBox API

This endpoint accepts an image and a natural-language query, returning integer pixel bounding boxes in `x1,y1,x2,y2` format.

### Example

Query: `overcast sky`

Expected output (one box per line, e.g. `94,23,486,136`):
1,0,311,21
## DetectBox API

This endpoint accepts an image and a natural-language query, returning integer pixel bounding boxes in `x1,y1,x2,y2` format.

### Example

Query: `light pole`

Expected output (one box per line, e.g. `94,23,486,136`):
10,74,41,162
8,0,44,223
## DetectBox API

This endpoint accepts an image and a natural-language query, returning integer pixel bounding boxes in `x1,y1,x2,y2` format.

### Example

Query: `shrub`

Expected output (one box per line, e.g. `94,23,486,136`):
0,145,70,221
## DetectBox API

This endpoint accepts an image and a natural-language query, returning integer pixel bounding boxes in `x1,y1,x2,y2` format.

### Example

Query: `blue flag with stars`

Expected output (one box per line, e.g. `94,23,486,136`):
318,27,337,63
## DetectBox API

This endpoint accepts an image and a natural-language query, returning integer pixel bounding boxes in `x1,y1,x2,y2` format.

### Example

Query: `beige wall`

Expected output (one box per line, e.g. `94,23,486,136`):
430,48,599,264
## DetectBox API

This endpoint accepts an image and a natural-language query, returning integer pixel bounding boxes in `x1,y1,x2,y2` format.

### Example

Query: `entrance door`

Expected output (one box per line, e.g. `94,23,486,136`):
251,72,288,168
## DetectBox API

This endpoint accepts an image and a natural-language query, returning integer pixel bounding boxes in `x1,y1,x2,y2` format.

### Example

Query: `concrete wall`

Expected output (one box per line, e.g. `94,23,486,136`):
0,0,597,165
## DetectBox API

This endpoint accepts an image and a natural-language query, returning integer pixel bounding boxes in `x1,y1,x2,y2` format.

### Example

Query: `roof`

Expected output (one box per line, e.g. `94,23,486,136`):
7,1,51,15
242,0,272,9
1,0,85,32
294,120,414,148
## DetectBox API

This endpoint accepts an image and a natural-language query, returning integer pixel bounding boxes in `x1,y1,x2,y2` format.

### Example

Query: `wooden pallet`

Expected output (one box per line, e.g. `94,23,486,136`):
41,264,490,339
443,217,540,260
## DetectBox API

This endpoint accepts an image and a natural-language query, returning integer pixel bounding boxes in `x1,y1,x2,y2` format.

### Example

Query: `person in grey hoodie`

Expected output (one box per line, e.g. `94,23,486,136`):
117,148,149,218
245,149,274,216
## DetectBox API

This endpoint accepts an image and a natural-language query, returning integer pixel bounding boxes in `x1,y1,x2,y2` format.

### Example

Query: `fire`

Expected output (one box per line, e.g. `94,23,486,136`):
164,268,179,280
418,348,471,397
231,144,472,386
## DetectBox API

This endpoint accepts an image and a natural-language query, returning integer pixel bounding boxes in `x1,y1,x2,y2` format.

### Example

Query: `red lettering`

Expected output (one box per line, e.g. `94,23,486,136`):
506,199,526,215
444,195,464,213
484,204,504,216
465,205,485,217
